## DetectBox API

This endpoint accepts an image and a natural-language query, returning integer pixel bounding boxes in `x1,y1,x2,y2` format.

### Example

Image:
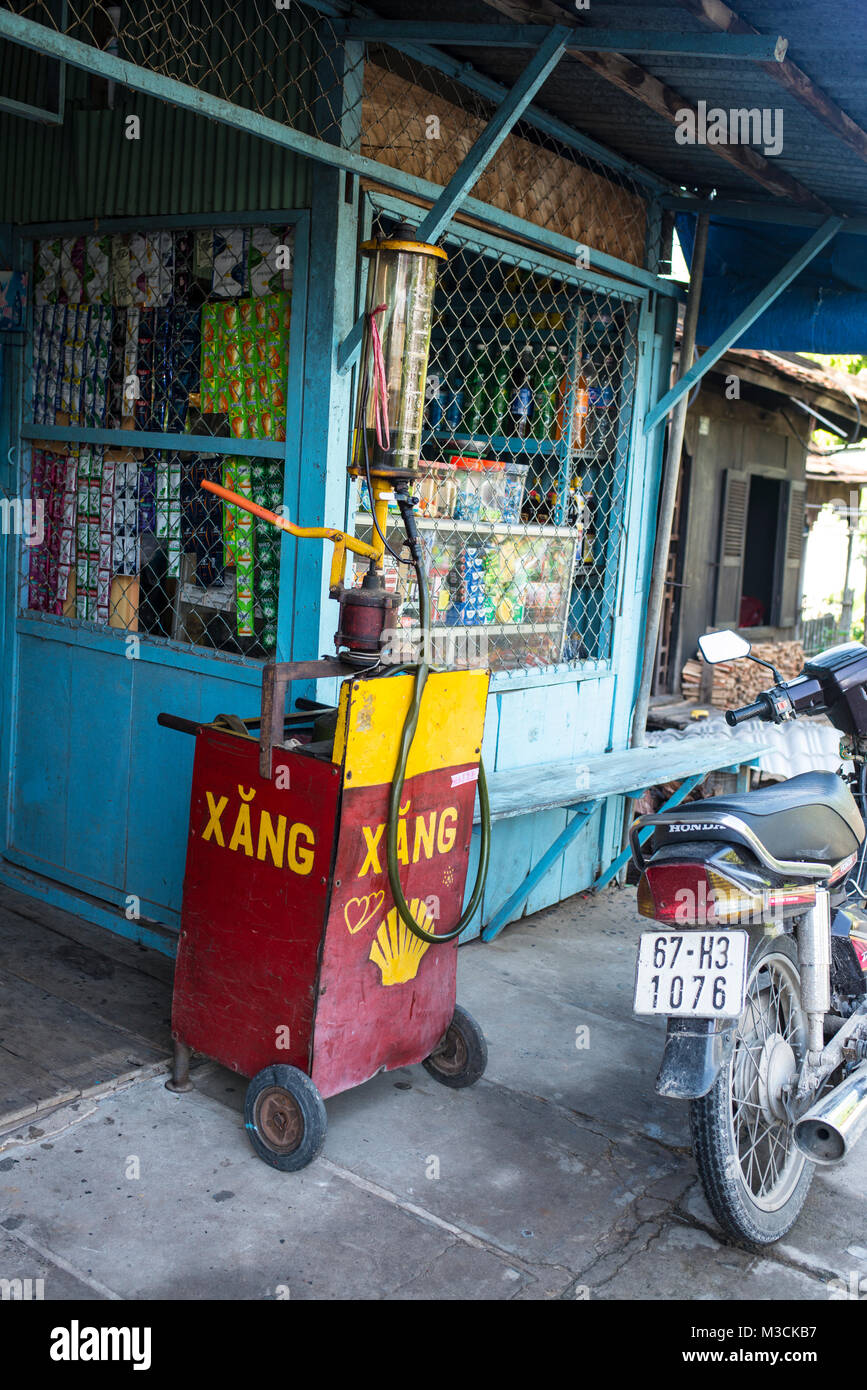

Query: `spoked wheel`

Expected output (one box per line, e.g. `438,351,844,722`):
691,935,815,1247
244,1065,327,1172
422,1004,487,1089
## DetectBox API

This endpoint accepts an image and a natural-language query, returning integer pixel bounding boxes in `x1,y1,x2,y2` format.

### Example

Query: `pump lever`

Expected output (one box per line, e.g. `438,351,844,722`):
200,480,380,591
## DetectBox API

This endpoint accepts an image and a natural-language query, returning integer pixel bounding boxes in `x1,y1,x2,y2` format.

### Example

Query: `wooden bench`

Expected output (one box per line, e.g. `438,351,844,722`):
475,735,769,942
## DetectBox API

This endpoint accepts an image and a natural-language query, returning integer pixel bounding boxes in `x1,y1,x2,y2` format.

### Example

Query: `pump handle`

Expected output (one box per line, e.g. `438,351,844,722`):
200,480,380,590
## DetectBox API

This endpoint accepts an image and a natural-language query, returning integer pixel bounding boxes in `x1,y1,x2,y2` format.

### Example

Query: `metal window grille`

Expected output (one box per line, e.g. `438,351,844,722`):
2,0,353,144
351,206,641,673
21,221,295,658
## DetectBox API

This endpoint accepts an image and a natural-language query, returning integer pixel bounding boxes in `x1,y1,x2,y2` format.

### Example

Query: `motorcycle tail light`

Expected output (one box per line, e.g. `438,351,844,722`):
764,886,817,912
637,863,762,926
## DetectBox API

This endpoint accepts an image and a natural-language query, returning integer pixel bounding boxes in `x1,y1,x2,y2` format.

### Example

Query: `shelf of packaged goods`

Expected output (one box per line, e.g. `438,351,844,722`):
354,512,579,540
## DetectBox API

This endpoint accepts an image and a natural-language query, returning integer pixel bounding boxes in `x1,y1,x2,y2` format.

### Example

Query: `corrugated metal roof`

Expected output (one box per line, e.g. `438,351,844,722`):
0,67,312,222
2,0,864,223
0,14,317,224
807,447,867,481
369,0,867,218
647,713,846,779
722,349,867,406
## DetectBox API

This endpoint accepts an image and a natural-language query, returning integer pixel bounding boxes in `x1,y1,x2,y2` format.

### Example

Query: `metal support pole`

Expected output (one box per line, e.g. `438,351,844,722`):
416,26,569,245
481,801,594,941
631,214,709,748
841,511,857,639
165,1040,194,1093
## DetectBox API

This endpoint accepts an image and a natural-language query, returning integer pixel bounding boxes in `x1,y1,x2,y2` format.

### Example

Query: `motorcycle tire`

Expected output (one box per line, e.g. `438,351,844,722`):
690,932,816,1248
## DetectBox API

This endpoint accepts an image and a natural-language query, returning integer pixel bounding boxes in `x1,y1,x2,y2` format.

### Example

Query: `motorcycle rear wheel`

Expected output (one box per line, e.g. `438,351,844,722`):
691,933,815,1247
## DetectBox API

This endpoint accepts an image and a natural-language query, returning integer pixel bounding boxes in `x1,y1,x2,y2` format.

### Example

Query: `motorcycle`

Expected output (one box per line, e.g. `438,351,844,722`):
630,631,867,1246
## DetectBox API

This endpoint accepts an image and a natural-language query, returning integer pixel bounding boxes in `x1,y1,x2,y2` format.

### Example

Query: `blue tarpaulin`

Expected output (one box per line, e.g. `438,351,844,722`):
676,214,867,353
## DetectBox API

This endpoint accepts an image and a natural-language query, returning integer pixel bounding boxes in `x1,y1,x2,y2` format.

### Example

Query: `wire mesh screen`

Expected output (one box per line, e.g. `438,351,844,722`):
21,222,295,658
350,210,641,673
361,53,648,271
2,0,353,143
2,1,651,270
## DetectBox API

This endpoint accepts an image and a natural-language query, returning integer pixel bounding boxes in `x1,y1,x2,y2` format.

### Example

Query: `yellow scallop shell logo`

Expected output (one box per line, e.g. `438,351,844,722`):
369,899,435,987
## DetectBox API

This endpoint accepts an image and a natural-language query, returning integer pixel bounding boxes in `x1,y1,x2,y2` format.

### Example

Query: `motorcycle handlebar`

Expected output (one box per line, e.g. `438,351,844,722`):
725,696,772,727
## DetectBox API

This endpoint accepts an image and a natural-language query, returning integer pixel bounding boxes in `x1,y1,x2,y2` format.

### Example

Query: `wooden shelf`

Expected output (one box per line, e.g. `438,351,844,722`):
354,512,579,540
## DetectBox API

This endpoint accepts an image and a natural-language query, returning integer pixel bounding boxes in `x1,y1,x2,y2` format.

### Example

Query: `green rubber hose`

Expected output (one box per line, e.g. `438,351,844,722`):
384,490,491,945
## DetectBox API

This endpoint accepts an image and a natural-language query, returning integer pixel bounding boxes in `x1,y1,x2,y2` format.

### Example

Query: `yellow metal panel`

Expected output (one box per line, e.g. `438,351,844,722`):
333,669,489,788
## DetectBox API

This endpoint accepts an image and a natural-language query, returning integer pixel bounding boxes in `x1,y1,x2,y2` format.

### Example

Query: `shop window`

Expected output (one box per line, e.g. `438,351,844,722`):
22,223,294,658
353,211,641,672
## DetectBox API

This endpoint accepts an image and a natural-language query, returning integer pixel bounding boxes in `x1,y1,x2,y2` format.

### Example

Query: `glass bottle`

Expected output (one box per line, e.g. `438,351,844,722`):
485,346,512,438
464,341,489,438
532,346,559,441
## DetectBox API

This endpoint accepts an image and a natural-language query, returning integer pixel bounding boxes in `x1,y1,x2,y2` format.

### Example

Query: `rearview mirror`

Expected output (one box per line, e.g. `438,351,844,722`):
698,630,752,664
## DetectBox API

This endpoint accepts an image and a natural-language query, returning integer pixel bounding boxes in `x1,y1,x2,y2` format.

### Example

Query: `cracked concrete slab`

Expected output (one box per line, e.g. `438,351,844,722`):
584,1216,831,1300
0,884,862,1300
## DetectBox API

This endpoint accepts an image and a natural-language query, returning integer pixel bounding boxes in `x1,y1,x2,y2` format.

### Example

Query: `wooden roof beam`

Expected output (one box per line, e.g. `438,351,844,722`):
677,0,867,166
481,0,831,211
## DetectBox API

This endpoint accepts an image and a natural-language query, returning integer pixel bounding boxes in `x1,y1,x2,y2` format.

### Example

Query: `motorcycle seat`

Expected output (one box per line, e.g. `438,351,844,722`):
662,771,865,867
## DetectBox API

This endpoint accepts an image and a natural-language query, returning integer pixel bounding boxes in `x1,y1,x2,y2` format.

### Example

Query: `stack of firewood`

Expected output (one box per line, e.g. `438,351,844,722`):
681,640,805,706
681,658,705,703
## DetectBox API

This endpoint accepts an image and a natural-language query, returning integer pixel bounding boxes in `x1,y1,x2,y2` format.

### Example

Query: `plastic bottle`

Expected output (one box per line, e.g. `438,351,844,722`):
587,355,616,451
556,355,589,449
600,355,616,407
426,348,445,430
566,475,586,528
444,346,464,434
510,348,534,439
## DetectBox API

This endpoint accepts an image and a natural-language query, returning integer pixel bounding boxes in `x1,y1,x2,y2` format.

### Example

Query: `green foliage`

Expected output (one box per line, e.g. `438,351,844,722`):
802,352,867,376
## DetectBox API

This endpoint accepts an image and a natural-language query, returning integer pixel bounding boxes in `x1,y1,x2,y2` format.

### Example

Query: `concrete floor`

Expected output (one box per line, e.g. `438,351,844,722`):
1,885,865,1300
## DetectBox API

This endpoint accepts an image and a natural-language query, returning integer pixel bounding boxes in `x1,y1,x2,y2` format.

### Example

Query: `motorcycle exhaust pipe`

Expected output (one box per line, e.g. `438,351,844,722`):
793,1059,867,1164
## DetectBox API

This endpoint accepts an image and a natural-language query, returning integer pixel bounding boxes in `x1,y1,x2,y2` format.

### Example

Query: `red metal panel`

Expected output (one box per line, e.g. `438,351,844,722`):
172,728,340,1078
311,763,478,1098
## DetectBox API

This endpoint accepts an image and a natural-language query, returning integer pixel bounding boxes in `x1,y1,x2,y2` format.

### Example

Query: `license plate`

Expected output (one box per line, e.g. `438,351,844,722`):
634,930,748,1018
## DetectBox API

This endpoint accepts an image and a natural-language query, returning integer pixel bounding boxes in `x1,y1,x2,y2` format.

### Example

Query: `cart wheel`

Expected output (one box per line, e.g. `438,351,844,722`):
244,1065,327,1172
422,1005,487,1089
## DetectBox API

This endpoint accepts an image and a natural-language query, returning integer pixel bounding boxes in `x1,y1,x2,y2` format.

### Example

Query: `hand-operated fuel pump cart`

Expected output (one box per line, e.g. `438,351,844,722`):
159,230,492,1170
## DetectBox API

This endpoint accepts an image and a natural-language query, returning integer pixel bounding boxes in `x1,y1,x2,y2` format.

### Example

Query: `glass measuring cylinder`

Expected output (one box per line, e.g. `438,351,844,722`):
352,234,447,477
